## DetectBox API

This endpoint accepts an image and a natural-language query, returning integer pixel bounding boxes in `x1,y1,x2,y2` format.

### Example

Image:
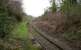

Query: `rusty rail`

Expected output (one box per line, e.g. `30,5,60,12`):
32,24,72,50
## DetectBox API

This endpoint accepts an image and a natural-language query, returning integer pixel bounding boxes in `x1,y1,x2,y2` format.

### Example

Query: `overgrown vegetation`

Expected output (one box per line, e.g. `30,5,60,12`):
0,0,23,38
61,0,81,40
34,0,81,49
0,0,40,50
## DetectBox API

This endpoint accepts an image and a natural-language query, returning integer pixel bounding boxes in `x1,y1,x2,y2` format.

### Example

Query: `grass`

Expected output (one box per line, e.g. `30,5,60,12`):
11,21,40,50
12,21,28,39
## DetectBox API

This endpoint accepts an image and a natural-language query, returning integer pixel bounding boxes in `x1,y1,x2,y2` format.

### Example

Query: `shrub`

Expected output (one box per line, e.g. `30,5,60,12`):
61,0,81,31
0,0,23,38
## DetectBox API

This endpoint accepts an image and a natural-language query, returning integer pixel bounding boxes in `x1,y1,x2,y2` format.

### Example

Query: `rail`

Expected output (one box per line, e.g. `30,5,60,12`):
32,24,72,50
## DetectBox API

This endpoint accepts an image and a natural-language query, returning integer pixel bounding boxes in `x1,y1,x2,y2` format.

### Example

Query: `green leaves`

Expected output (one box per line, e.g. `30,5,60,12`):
50,0,57,12
0,15,17,38
0,0,23,38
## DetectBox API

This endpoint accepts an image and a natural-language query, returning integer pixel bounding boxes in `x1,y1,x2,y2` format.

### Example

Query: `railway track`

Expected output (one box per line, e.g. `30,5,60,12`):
31,24,72,50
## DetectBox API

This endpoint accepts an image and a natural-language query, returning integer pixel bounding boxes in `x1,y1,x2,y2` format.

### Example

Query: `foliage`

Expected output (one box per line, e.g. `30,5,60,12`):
60,1,81,47
7,0,23,21
0,0,23,38
32,0,81,49
0,19,40,50
0,0,40,50
61,0,81,30
11,21,40,50
49,0,57,13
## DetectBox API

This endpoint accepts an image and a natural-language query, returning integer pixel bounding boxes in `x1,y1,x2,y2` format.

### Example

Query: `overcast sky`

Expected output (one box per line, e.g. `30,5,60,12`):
22,0,51,17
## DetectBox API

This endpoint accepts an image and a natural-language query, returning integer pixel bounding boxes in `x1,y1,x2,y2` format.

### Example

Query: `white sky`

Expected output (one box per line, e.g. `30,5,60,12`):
22,0,51,17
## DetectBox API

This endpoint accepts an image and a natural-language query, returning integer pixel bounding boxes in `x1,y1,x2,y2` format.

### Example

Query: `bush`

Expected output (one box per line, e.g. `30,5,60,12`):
61,0,81,31
0,0,23,38
61,0,81,44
